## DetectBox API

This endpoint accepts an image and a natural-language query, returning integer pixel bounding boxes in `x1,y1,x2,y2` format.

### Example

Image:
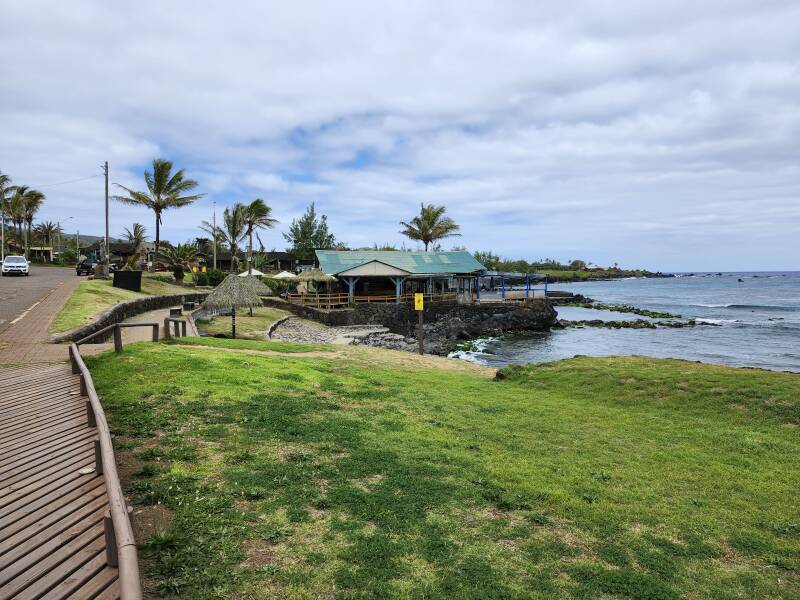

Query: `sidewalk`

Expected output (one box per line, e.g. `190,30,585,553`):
0,277,113,364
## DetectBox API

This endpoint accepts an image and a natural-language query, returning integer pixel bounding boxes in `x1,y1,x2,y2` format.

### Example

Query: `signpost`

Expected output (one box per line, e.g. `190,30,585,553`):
414,293,424,355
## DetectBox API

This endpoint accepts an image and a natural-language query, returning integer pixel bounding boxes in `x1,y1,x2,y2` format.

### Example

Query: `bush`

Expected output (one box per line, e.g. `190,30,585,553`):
58,249,77,266
206,268,225,287
194,272,209,286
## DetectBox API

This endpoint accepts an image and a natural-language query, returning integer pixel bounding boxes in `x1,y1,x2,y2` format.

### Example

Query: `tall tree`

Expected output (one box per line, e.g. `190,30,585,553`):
242,198,277,275
0,172,16,257
216,204,246,272
6,186,27,247
112,159,204,271
198,220,224,269
399,203,460,251
122,223,148,267
282,202,337,261
33,221,61,260
23,189,45,257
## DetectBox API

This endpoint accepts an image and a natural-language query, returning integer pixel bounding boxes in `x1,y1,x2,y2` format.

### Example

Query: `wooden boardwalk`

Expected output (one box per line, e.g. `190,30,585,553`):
0,363,120,599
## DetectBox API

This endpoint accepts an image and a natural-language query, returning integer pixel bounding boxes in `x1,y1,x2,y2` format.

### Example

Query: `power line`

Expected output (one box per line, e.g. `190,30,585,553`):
30,174,103,188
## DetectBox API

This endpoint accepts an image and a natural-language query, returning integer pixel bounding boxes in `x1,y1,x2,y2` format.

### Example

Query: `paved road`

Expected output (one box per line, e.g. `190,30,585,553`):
0,266,75,333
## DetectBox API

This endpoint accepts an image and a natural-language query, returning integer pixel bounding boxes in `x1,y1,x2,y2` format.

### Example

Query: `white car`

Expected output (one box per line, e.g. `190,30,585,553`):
1,256,30,276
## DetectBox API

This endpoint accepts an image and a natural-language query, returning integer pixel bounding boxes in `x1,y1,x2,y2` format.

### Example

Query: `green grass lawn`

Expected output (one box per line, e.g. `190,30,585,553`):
86,344,800,599
50,275,192,333
194,307,289,340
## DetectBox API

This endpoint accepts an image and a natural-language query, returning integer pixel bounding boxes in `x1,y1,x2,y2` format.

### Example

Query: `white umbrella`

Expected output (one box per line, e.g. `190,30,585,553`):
238,268,265,277
271,270,298,280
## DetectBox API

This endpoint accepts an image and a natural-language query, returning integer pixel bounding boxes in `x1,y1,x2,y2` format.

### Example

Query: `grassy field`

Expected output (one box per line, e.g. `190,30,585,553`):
536,269,655,282
50,275,192,333
195,307,289,340
87,341,800,599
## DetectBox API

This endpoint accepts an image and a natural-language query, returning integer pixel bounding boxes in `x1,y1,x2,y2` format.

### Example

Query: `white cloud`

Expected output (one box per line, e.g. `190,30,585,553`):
0,0,799,270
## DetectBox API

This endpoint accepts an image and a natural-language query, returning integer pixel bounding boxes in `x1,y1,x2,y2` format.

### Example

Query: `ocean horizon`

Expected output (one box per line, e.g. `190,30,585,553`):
453,271,800,373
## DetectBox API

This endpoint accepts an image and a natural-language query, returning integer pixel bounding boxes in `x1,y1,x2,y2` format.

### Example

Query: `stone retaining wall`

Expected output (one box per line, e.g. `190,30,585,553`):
52,292,208,344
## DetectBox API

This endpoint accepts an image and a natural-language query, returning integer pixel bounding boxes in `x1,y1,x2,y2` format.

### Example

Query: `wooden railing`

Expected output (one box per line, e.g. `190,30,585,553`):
70,320,191,598
287,292,458,307
70,339,145,599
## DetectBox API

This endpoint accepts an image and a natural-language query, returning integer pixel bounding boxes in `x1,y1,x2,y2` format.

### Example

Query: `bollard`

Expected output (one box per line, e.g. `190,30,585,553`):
104,511,118,567
94,437,104,475
151,323,159,342
181,321,187,337
163,318,171,340
113,325,123,353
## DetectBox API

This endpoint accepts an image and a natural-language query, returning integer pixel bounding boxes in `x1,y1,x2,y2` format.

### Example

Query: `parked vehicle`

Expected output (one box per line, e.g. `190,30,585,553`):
2,255,30,276
76,260,96,276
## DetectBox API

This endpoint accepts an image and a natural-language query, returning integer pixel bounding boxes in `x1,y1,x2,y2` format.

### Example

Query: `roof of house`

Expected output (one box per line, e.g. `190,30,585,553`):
316,250,486,276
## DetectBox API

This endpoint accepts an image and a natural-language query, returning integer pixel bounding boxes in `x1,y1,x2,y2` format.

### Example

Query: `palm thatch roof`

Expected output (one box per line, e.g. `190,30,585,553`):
296,268,337,282
240,274,273,296
203,274,263,310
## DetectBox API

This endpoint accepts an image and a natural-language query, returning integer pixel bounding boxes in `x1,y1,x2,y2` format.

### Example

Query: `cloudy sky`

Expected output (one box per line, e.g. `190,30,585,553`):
2,1,798,271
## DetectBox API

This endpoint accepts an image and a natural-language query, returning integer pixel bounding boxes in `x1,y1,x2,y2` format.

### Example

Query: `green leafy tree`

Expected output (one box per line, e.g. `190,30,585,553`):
243,198,277,274
158,242,198,283
112,159,204,271
283,202,337,261
473,250,501,270
399,203,460,251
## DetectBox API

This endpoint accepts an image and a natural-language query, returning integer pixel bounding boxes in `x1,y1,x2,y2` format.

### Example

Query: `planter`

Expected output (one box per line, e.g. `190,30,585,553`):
113,270,143,292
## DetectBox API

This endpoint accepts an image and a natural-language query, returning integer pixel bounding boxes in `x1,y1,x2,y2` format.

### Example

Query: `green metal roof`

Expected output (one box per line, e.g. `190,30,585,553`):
316,250,486,276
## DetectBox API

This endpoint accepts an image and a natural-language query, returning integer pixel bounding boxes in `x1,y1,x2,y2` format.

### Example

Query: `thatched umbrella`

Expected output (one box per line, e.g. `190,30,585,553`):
297,268,337,294
240,274,273,316
203,274,262,338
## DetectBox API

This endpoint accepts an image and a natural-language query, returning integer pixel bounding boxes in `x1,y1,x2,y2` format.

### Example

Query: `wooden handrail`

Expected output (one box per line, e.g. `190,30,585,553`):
69,343,143,599
76,322,159,347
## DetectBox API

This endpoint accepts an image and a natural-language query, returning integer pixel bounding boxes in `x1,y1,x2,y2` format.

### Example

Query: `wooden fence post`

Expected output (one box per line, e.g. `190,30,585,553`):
86,400,97,427
152,323,159,341
163,318,171,340
113,324,123,353
104,511,118,567
94,437,104,475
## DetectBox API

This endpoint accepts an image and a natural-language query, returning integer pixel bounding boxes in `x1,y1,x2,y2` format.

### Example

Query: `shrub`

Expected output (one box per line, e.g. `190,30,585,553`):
194,272,209,286
206,268,225,287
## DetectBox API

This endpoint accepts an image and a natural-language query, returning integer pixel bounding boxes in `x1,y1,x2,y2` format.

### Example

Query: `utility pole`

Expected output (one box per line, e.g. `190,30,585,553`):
212,201,217,270
99,161,110,277
1,202,4,262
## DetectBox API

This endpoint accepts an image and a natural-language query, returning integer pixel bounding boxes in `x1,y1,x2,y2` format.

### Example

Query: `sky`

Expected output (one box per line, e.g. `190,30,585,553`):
1,1,798,272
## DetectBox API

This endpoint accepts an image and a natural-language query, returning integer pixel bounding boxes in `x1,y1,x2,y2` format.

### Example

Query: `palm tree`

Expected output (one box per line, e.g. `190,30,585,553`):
242,199,277,275
0,172,16,258
7,186,28,250
399,203,461,251
158,243,198,283
198,220,224,270
33,221,61,261
112,159,204,271
122,223,147,268
212,204,246,273
22,189,45,258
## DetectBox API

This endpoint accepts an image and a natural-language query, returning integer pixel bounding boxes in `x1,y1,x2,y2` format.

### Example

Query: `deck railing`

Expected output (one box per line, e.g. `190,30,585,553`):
70,320,186,599
287,292,458,307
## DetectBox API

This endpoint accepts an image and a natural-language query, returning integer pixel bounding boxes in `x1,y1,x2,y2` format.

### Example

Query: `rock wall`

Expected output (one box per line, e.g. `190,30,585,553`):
262,298,557,355
53,292,208,344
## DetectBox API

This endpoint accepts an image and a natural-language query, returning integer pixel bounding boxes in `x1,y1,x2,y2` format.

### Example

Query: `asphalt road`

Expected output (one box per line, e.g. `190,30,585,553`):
0,266,75,332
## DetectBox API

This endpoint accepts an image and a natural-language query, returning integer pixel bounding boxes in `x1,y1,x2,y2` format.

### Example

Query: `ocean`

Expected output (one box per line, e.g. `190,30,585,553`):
452,272,800,372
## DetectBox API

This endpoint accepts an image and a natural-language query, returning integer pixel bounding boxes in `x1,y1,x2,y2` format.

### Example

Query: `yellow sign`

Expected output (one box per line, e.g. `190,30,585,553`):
414,293,424,311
